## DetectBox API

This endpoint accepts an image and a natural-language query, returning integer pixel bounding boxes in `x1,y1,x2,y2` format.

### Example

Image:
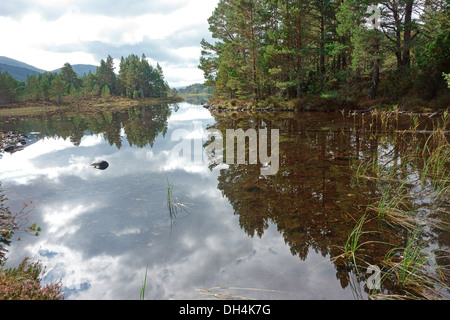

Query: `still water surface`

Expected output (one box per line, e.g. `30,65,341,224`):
0,100,448,299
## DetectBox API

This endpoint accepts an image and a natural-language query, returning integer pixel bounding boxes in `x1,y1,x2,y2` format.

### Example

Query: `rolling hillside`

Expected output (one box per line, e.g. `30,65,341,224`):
0,56,46,73
0,56,97,81
52,64,98,76
0,63,41,82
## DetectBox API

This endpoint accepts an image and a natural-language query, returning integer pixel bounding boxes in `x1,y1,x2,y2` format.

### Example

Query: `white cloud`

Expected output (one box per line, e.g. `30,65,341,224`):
43,203,97,237
0,134,111,184
0,0,219,86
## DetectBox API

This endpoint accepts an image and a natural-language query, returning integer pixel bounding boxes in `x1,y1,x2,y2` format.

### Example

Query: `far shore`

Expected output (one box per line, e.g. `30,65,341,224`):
202,95,449,115
0,96,185,117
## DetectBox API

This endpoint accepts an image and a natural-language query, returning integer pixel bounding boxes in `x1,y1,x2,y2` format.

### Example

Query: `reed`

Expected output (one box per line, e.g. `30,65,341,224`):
165,176,190,235
349,111,450,299
420,126,450,194
333,215,385,273
371,228,450,300
139,265,148,301
387,228,429,286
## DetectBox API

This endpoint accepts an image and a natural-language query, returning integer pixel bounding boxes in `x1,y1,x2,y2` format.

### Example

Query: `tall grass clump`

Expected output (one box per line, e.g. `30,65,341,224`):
139,265,148,301
419,116,450,195
371,228,450,300
342,215,369,269
165,176,190,235
354,111,449,229
347,111,450,299
333,215,385,273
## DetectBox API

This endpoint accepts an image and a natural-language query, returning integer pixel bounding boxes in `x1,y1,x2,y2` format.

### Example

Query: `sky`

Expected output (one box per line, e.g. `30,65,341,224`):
0,0,219,88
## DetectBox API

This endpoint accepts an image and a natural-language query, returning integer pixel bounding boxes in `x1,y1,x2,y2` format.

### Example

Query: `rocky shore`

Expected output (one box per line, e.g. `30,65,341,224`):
202,103,447,118
0,131,28,154
202,104,294,113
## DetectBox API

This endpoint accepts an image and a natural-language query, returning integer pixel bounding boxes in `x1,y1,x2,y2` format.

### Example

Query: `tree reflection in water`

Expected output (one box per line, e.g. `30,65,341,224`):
0,104,172,150
206,110,449,297
1,105,448,299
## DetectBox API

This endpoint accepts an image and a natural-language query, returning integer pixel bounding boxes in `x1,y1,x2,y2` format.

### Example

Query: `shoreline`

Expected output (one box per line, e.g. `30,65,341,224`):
0,96,185,117
202,98,448,119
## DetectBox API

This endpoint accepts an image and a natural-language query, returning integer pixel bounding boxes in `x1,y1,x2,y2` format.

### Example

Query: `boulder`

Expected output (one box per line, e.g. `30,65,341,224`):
91,160,109,170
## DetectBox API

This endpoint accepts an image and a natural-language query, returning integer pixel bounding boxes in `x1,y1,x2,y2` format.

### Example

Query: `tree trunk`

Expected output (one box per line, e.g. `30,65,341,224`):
402,0,414,68
370,59,380,100
295,16,303,98
320,13,326,77
250,8,258,100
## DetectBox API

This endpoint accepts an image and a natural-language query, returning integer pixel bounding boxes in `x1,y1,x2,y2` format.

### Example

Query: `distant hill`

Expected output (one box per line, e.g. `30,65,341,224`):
52,64,98,77
0,56,98,81
0,63,41,82
0,56,46,73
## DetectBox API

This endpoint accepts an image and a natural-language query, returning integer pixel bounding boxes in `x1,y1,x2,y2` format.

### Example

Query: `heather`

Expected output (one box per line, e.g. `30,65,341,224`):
1,184,64,300
0,257,64,300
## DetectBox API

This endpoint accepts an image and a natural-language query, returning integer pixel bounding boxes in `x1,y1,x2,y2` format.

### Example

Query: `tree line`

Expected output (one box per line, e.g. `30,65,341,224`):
0,54,171,105
177,83,215,95
199,0,449,108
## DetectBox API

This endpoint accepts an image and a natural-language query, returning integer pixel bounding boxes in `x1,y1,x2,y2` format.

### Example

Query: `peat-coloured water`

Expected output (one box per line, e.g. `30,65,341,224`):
0,101,448,299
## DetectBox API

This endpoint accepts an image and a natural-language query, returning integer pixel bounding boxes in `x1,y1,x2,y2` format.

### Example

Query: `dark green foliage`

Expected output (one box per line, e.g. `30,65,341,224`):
50,74,66,104
118,54,169,99
178,83,214,95
60,63,81,93
0,53,171,105
38,72,56,101
200,0,450,109
0,71,21,104
97,55,117,95
416,30,450,99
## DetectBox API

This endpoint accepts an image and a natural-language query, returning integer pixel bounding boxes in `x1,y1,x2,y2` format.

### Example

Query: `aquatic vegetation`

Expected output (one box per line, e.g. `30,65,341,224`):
139,265,149,301
165,176,190,235
371,228,450,300
347,111,450,299
419,121,450,194
334,215,372,270
3,104,448,300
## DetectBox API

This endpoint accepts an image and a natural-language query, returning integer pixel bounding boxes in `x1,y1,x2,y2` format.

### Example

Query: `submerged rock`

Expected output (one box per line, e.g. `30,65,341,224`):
1,132,28,153
90,160,109,170
4,146,16,152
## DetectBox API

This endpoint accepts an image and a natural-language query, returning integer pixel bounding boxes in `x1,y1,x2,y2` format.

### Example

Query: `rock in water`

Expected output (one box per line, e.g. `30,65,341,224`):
91,160,109,170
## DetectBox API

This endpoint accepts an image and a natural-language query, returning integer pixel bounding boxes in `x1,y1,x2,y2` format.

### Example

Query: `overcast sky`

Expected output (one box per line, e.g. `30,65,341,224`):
0,0,219,87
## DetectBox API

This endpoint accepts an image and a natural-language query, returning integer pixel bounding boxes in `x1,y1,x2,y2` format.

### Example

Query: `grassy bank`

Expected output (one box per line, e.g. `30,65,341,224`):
205,91,450,113
0,96,185,117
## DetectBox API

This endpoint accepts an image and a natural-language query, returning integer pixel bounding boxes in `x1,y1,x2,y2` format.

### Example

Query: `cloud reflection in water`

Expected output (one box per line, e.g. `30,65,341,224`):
0,103,350,300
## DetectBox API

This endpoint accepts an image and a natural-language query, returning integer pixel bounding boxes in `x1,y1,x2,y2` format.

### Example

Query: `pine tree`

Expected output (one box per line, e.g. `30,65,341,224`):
97,55,117,95
101,85,111,100
60,63,81,93
50,74,66,104
26,74,41,101
118,54,168,99
38,72,55,101
263,0,313,98
82,71,99,98
379,0,421,69
0,71,19,104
